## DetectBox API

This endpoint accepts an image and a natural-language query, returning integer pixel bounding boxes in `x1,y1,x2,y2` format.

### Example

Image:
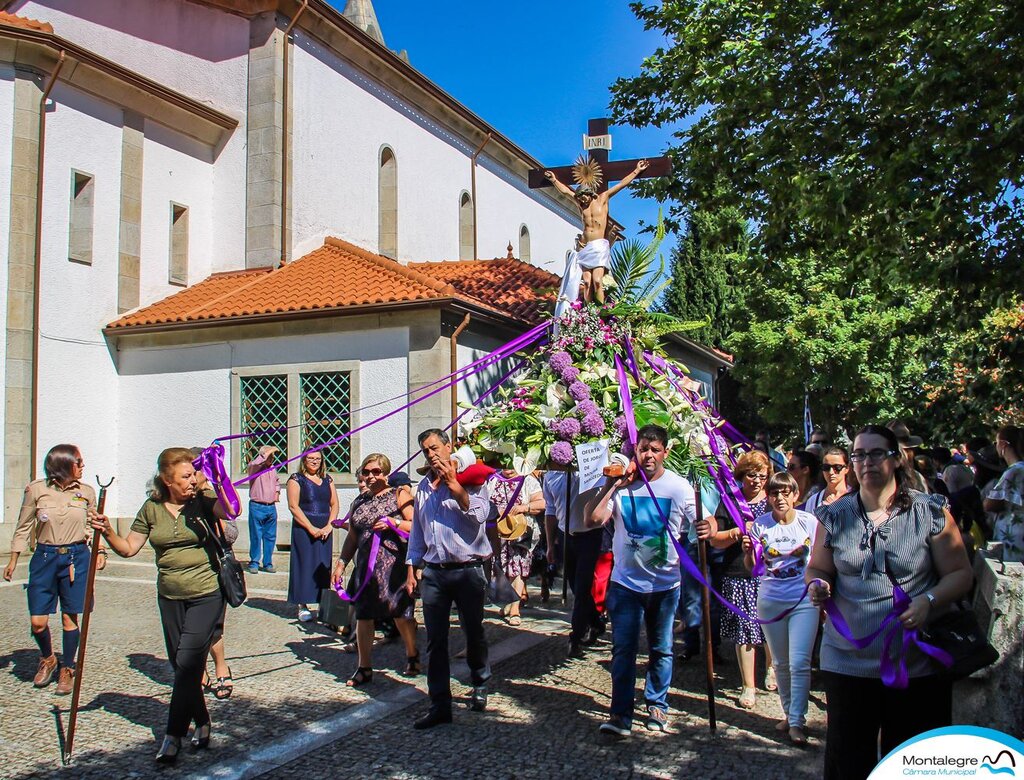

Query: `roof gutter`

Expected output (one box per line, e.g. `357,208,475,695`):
279,0,308,266
449,313,471,419
469,133,491,260
30,49,66,479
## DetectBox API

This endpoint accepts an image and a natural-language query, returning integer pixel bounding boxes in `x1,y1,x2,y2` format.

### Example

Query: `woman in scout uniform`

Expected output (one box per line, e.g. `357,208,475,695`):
3,444,104,696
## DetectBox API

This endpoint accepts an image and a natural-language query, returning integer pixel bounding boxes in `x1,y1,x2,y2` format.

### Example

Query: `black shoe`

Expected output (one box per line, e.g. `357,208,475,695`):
599,715,632,738
470,686,487,712
676,646,699,663
155,735,181,764
414,707,453,730
583,623,606,646
567,639,586,659
191,722,211,749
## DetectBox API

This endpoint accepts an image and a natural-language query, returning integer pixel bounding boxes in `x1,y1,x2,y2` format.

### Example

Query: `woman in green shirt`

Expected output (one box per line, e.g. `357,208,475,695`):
91,447,230,764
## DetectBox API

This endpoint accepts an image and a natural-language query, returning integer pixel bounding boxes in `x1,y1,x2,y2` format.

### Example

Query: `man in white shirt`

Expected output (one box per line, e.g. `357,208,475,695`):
585,425,696,737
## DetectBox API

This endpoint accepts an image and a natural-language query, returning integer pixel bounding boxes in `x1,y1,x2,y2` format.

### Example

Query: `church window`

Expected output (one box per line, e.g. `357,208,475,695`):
378,146,398,259
68,170,94,265
519,224,531,263
236,367,354,478
168,202,189,285
459,191,474,260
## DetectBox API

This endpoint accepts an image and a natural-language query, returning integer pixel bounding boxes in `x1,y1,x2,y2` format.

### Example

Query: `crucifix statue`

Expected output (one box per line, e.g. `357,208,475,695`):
530,118,671,307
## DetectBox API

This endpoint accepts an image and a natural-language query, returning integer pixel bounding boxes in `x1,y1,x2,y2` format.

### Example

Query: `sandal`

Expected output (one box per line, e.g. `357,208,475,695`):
789,726,808,746
213,671,233,700
775,718,790,732
340,640,358,653
202,673,214,694
346,667,373,687
403,654,421,677
507,615,522,627
765,667,778,691
738,687,756,709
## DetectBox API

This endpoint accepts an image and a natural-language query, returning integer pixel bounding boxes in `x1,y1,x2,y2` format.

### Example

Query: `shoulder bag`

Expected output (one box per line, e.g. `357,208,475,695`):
201,510,247,608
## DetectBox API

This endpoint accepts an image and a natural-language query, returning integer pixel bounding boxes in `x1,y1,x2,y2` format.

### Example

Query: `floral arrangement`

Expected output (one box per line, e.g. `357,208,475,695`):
462,300,715,479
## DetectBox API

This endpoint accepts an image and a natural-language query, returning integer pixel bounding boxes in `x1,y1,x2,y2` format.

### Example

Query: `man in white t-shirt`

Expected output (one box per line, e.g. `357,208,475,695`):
584,425,696,737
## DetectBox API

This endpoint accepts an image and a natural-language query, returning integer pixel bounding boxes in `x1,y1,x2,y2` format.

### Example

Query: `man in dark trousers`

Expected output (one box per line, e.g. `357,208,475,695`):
405,429,493,729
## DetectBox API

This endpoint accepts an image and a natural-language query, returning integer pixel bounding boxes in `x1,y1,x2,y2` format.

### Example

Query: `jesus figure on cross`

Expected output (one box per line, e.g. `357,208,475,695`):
544,157,648,304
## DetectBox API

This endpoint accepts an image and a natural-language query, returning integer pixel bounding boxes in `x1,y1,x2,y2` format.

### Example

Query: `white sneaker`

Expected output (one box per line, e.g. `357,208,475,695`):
297,607,313,622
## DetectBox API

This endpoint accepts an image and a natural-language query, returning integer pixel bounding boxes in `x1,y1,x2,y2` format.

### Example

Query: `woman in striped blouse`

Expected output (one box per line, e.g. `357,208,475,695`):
806,425,972,780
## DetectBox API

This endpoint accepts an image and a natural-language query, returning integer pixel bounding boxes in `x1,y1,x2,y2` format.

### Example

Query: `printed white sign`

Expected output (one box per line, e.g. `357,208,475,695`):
575,439,610,491
582,133,612,151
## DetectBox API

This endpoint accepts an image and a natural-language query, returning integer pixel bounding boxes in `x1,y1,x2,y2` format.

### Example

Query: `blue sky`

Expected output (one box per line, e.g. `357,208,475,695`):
343,1,678,247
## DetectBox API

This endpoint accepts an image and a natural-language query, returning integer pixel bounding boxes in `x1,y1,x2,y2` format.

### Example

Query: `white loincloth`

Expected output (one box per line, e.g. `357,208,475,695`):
577,238,611,270
553,248,582,323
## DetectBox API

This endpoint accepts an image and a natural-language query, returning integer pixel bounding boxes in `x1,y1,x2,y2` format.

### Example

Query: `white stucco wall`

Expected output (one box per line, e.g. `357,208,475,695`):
289,32,579,267
113,323,411,521
34,83,125,501
0,67,15,519
139,120,215,303
16,0,250,114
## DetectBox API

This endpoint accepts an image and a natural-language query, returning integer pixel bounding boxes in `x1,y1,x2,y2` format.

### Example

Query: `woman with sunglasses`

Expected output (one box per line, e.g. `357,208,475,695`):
742,471,818,745
287,451,339,623
807,425,972,779
708,450,774,709
332,453,418,685
804,447,855,514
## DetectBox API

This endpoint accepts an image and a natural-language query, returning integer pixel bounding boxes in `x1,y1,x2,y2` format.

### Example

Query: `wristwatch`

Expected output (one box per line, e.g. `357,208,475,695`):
924,591,936,606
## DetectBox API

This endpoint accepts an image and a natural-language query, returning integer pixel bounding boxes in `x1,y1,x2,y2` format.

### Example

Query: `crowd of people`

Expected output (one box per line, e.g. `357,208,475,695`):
4,420,1021,777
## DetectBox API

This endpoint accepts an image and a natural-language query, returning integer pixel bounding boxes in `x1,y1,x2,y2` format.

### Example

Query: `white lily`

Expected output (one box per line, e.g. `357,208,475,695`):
479,436,517,456
546,382,568,408
513,446,542,476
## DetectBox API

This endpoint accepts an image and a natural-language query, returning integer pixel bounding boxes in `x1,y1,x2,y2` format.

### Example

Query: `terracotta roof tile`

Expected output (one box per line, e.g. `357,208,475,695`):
0,11,54,33
410,258,559,325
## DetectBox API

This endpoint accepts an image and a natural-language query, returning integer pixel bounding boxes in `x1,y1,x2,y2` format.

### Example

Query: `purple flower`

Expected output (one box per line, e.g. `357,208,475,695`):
549,417,581,441
581,413,605,437
568,381,591,401
613,416,629,436
576,399,599,417
550,441,573,465
548,351,572,374
560,366,580,384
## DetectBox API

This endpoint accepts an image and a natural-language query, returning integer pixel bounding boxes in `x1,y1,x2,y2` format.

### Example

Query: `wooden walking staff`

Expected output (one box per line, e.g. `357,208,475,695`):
562,470,572,603
63,475,114,764
694,481,718,731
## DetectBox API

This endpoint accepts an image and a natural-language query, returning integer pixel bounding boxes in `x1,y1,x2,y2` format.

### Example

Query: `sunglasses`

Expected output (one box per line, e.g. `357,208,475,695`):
744,473,769,482
786,464,802,472
360,467,384,477
822,464,847,473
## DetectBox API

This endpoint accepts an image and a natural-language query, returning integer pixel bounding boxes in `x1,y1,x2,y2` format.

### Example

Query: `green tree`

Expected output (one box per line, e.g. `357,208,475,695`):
610,0,1024,434
659,201,749,350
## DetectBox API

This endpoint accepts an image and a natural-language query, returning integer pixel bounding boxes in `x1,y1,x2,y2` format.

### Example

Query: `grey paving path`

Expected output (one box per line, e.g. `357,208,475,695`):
0,558,825,779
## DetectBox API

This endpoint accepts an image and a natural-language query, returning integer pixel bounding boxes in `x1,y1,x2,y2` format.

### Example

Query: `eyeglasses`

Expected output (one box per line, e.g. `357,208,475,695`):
74,459,84,467
360,467,384,477
786,464,802,472
744,473,769,482
850,449,898,464
822,464,847,473
768,488,793,498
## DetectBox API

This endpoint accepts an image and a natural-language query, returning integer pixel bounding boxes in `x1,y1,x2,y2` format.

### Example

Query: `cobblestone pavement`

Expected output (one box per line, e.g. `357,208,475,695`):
1,555,825,779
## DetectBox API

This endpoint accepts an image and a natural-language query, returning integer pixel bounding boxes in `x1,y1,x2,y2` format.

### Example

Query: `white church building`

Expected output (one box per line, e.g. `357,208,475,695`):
0,0,729,544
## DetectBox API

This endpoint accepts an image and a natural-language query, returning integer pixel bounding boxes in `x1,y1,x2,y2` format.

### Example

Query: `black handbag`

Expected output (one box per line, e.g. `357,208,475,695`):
202,512,247,608
921,606,999,679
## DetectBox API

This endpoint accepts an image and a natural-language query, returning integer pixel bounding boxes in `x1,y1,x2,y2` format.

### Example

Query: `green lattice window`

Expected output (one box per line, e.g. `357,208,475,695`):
239,374,288,470
300,372,351,473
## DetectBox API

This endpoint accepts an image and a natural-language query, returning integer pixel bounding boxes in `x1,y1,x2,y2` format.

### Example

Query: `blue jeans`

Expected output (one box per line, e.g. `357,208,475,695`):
758,592,819,727
248,501,278,568
606,581,680,726
678,540,703,651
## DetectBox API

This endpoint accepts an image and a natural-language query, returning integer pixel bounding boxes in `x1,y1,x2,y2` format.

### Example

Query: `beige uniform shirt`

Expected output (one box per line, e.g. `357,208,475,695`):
11,479,97,553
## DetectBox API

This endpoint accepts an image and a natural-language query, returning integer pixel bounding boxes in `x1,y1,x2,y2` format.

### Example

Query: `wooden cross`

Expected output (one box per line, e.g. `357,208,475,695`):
527,118,672,194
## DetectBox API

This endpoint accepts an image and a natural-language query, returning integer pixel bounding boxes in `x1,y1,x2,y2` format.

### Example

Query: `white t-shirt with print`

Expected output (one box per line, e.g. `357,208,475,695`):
609,470,696,593
750,509,818,601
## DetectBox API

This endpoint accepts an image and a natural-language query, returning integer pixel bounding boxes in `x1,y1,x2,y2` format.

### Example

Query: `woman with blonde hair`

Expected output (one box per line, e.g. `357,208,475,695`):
90,447,232,763
332,453,418,685
287,451,339,622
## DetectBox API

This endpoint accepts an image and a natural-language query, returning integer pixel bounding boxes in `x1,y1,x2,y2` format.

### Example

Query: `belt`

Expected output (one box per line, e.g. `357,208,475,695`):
37,542,87,554
250,499,277,506
425,559,486,570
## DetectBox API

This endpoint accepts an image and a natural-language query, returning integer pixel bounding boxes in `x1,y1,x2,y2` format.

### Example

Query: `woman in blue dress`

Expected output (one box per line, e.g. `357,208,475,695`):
286,452,338,621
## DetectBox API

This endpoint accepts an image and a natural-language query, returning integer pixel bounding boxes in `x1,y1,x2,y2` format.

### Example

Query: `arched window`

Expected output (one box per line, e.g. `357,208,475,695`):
378,146,397,259
458,191,474,260
519,224,531,263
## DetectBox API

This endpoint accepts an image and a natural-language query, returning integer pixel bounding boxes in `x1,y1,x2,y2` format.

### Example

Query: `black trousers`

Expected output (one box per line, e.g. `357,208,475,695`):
420,565,491,710
822,671,953,780
157,591,225,738
567,528,604,643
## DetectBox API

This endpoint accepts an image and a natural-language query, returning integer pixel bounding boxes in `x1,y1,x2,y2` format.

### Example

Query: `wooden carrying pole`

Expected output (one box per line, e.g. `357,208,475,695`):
694,481,717,731
562,470,572,603
63,475,114,764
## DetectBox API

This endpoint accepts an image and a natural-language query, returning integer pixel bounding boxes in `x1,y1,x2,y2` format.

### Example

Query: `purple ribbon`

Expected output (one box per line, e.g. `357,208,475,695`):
335,515,411,602
192,443,241,519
